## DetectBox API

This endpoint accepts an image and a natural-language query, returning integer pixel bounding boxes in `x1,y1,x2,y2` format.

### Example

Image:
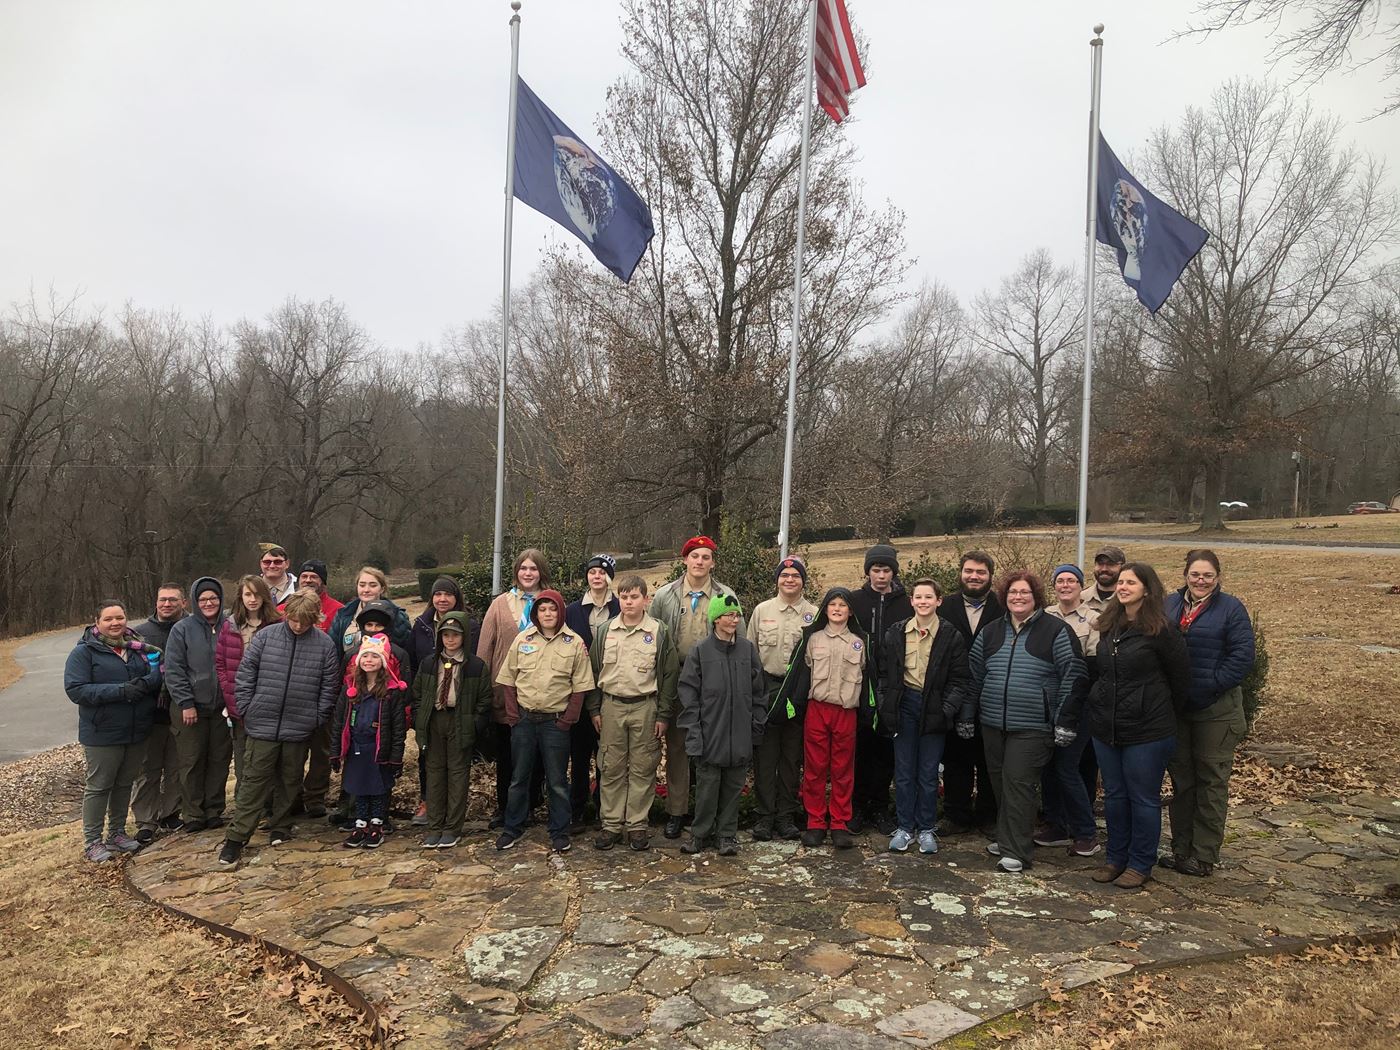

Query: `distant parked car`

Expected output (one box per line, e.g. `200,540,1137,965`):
1348,501,1397,514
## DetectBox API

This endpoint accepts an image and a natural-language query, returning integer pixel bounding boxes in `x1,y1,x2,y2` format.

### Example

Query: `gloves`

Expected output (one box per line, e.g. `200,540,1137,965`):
956,721,976,740
1054,726,1077,748
121,680,145,702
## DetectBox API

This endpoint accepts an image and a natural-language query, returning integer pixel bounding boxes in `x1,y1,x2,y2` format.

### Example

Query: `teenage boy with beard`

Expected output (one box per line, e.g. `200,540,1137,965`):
847,544,912,835
937,551,1002,835
1082,546,1125,613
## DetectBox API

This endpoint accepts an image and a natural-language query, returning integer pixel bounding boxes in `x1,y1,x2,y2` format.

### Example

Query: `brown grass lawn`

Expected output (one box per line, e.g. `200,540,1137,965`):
1087,512,1400,544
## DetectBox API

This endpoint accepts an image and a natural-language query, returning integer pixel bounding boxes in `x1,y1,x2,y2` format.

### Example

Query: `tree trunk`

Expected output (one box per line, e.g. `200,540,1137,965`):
1198,456,1228,531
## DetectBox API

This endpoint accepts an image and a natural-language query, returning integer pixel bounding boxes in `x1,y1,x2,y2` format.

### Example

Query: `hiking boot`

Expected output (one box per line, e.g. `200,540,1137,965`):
997,855,1024,873
1091,864,1125,883
680,836,705,855
83,840,114,863
343,828,368,849
365,826,385,849
217,840,243,866
107,832,142,853
1113,868,1150,890
135,828,155,845
917,830,939,855
888,828,914,853
269,831,292,846
774,818,802,841
182,819,208,834
870,809,897,836
206,815,226,829
664,816,685,839
830,829,855,850
551,835,571,853
159,815,184,830
800,828,826,848
304,803,327,819
717,838,738,857
1071,836,1101,857
421,833,443,849
1174,856,1213,877
846,809,866,835
594,831,621,851
488,810,506,830
1033,823,1072,847
495,832,519,851
751,818,774,842
411,800,429,826
628,832,650,851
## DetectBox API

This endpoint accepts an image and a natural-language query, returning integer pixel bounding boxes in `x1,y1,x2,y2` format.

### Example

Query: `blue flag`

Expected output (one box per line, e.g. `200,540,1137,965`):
512,77,654,283
1095,133,1208,314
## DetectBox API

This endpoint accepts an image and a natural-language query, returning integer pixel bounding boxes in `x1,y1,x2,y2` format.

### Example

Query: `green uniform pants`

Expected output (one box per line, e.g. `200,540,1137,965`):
171,710,233,823
423,707,470,835
691,760,748,842
82,743,144,844
130,722,180,830
598,696,662,833
302,721,333,810
226,737,309,844
752,712,803,822
983,726,1054,867
1168,686,1247,866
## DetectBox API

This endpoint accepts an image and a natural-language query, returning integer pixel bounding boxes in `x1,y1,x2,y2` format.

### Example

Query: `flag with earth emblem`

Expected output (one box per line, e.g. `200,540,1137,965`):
511,77,654,283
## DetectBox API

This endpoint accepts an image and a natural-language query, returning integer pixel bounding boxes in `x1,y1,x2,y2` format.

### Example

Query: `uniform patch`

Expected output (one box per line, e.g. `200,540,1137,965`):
803,613,814,623
562,635,573,643
852,640,863,651
643,633,654,644
520,644,537,654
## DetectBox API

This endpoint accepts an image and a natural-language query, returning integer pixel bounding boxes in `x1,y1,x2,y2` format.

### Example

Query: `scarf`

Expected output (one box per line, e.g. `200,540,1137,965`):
513,588,536,631
98,628,160,660
1178,589,1214,632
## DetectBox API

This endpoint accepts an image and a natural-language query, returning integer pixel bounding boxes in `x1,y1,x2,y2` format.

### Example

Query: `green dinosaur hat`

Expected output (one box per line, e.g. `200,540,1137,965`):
707,593,742,623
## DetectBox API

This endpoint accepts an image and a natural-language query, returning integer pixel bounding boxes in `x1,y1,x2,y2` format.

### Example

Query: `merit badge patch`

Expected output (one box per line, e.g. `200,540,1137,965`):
562,635,573,643
852,640,863,651
643,633,654,644
803,613,814,623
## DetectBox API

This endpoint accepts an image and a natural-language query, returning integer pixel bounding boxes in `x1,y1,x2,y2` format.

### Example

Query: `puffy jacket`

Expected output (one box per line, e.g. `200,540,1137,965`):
1163,588,1255,712
164,576,225,713
234,621,341,743
1086,624,1191,746
215,617,276,718
329,597,413,663
964,610,1086,733
331,685,408,766
877,618,971,737
676,629,767,767
412,613,493,757
64,627,162,747
134,611,181,723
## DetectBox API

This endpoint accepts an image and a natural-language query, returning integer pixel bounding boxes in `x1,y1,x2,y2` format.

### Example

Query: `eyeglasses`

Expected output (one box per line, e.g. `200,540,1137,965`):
1187,572,1217,582
261,557,286,566
1006,589,1035,598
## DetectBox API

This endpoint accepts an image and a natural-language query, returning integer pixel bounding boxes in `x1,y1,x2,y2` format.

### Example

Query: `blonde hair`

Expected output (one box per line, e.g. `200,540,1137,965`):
282,591,322,626
513,548,551,589
356,566,389,594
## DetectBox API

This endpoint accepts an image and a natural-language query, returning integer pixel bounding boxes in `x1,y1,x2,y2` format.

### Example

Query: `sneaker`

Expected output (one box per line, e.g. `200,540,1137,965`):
628,832,650,852
1033,823,1072,847
304,803,327,819
594,831,620,851
437,834,458,849
846,809,866,835
800,828,826,848
495,832,519,851
488,811,506,830
217,840,243,866
986,841,1001,856
680,836,705,855
83,840,114,863
717,838,738,856
269,831,292,846
182,819,208,834
328,812,352,828
421,833,443,849
551,835,571,853
365,827,385,849
774,818,802,841
871,809,898,836
917,830,939,855
888,828,915,853
159,815,184,830
830,829,855,850
411,800,429,826
998,855,1024,873
1071,837,1101,857
107,832,142,853
751,819,773,842
135,828,155,845
343,829,367,849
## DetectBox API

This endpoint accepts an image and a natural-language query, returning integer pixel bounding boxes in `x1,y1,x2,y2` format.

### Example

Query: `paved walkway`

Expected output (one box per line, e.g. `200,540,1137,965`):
127,793,1400,1048
0,629,82,765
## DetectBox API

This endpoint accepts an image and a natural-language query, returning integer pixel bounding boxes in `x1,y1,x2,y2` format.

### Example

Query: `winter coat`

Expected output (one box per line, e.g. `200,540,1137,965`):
649,577,738,641
64,627,162,747
676,629,767,767
329,597,413,664
877,618,972,737
848,582,913,677
773,588,880,730
163,576,225,714
331,682,408,766
937,590,1005,644
964,610,1086,733
477,589,535,724
1163,588,1256,713
234,621,341,743
215,617,276,718
411,612,493,757
564,592,621,649
1086,623,1192,747
412,605,481,675
134,611,181,723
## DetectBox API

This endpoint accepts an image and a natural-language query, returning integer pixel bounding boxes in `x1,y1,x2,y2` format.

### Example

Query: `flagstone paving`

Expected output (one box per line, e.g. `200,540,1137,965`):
128,794,1400,1048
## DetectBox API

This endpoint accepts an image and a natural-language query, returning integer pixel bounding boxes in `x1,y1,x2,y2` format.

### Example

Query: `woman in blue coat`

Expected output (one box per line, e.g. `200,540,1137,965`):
64,598,163,862
1163,549,1256,877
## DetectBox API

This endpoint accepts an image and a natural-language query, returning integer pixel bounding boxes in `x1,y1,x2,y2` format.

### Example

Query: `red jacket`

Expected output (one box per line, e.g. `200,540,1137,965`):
278,589,344,634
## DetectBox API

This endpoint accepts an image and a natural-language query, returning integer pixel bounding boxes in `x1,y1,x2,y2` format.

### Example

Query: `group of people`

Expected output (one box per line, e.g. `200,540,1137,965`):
64,534,1256,889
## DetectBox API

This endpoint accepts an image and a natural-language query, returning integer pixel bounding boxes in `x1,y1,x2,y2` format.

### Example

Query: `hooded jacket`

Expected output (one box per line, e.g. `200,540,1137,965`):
331,641,409,766
64,626,162,747
233,620,341,743
134,606,182,723
964,609,1086,733
772,587,880,729
877,616,972,737
411,611,492,757
1163,587,1255,712
164,576,226,713
676,623,767,767
1085,621,1192,746
329,595,413,665
848,580,913,678
411,576,481,671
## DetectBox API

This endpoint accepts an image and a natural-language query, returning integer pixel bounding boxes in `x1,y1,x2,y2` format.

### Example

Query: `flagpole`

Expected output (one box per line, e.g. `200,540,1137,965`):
1076,23,1104,570
492,0,522,594
778,0,817,558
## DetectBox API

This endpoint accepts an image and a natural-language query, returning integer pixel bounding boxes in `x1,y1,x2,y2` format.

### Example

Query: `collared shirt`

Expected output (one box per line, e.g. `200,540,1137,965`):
1047,603,1099,657
508,588,537,632
582,590,617,630
963,596,986,635
747,595,817,677
598,613,662,697
1080,585,1113,613
902,616,939,689
264,575,296,605
676,580,714,656
805,626,865,709
437,649,465,708
497,626,595,713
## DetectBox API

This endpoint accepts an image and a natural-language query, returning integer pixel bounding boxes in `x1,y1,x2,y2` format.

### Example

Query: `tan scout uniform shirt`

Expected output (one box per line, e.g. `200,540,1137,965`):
1047,603,1099,657
675,581,714,657
1080,586,1113,614
583,590,617,632
746,596,817,677
903,616,940,689
597,614,662,698
806,627,865,709
437,649,465,708
497,626,595,713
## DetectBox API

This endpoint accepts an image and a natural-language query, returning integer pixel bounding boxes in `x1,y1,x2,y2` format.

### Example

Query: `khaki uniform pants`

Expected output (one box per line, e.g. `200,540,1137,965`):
1169,686,1247,865
130,721,180,830
599,697,662,833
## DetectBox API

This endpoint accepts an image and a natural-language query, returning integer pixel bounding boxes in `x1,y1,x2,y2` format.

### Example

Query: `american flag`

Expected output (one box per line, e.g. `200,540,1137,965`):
814,0,866,123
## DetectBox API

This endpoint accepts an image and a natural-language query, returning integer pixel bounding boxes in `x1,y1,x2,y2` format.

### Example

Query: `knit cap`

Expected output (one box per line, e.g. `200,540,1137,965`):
1052,563,1085,585
584,554,617,579
863,544,899,574
775,555,808,583
298,559,329,586
707,593,742,622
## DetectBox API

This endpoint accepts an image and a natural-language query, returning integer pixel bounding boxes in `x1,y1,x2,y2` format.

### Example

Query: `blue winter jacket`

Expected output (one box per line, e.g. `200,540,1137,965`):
1164,588,1255,713
964,610,1086,732
64,628,163,747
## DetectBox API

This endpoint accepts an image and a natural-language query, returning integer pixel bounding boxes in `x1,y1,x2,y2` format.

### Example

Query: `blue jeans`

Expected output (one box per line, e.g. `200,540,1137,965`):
893,689,945,833
505,718,571,838
1042,730,1096,839
1093,735,1175,874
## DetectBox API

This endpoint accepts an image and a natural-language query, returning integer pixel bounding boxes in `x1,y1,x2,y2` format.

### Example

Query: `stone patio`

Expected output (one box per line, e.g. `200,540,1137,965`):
128,794,1400,1048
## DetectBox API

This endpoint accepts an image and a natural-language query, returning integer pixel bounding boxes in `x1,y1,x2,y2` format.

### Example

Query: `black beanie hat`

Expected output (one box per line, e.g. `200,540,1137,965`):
775,555,808,584
298,559,329,586
584,554,617,579
863,544,899,575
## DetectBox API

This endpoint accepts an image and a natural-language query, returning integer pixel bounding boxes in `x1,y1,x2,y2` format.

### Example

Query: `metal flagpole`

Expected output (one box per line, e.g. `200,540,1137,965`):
492,0,523,594
1075,23,1104,570
777,0,817,558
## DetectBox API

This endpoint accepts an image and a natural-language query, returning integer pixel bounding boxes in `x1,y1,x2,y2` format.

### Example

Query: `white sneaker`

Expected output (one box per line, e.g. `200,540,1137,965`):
998,855,1024,873
986,841,1001,856
888,828,914,853
917,830,939,854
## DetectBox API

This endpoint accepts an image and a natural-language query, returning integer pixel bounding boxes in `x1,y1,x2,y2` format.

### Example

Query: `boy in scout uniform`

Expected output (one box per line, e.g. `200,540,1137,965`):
746,556,816,841
649,535,736,838
587,575,679,851
495,589,595,852
774,587,877,850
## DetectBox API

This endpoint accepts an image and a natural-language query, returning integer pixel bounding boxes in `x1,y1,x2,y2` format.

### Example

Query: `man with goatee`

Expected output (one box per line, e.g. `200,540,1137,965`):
1081,545,1125,614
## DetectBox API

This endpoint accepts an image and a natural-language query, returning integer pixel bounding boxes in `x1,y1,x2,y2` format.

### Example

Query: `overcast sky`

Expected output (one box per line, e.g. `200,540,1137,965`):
1,1,1395,351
